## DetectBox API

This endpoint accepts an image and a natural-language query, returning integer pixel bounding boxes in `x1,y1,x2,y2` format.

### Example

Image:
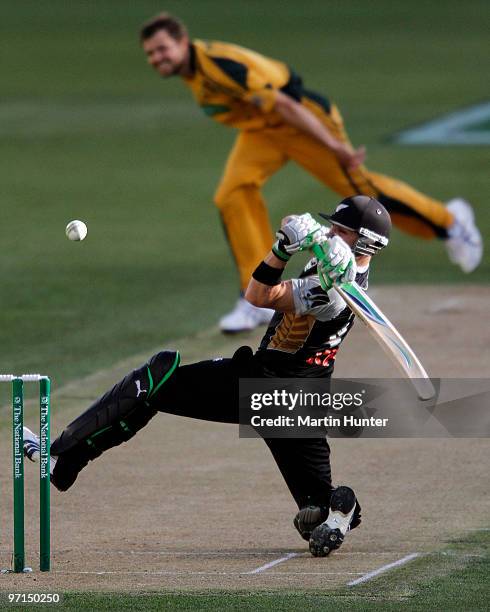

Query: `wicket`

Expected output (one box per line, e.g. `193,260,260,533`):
0,374,51,573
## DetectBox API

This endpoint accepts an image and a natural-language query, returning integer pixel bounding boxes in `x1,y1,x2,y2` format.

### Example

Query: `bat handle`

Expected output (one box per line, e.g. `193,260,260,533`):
310,241,351,292
311,243,325,261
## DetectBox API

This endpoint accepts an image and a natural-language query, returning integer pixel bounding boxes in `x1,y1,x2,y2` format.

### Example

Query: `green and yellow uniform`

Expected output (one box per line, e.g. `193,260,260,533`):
183,40,452,290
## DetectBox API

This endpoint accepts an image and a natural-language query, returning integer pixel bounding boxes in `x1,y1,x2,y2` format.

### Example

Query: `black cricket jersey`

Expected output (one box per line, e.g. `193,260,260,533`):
255,257,369,378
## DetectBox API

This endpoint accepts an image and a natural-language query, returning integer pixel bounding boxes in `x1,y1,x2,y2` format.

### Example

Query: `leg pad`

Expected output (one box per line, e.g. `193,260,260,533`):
50,351,179,490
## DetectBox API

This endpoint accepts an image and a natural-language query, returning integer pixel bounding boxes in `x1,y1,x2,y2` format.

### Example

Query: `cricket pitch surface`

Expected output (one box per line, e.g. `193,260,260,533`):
1,285,489,592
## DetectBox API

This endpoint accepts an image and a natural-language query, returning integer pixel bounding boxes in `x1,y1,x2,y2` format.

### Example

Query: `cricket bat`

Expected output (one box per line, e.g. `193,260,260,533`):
312,244,435,400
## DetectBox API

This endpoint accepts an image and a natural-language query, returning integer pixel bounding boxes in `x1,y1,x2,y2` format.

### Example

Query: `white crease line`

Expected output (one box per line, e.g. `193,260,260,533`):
348,552,421,586
439,552,484,558
467,528,490,531
104,550,300,557
253,571,363,576
245,552,300,574
55,571,240,576
0,548,402,556
54,569,360,576
87,549,406,556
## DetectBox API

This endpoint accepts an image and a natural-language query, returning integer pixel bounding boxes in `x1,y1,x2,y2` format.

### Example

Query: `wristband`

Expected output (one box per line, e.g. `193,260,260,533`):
252,261,284,286
271,240,291,262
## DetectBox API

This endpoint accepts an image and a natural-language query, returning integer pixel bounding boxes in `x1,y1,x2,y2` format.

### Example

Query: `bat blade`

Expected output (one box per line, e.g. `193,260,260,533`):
336,282,435,400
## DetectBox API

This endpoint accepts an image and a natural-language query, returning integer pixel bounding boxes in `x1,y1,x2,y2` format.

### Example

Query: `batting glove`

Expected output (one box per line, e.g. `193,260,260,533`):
272,213,325,261
317,235,357,291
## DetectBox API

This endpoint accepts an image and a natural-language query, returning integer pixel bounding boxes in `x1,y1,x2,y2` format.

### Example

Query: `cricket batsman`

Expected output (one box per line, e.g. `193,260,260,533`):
24,195,392,557
137,12,482,333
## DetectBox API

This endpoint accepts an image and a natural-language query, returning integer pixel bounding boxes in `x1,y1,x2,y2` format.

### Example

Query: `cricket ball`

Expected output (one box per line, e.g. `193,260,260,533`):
65,220,88,241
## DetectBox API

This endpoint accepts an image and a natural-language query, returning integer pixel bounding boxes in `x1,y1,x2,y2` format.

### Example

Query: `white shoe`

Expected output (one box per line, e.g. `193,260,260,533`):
23,426,40,462
309,486,357,557
445,198,483,273
23,426,57,473
219,297,274,333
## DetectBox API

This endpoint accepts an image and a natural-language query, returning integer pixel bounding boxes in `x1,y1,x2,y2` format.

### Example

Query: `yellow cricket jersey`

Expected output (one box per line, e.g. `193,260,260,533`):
183,40,331,131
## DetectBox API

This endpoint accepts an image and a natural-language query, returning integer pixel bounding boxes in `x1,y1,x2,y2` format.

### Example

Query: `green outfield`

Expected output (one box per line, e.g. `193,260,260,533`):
1,2,489,608
1,0,488,384
7,532,489,610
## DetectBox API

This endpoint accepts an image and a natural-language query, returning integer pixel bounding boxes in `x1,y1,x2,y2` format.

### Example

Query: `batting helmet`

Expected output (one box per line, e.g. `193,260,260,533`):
319,195,391,256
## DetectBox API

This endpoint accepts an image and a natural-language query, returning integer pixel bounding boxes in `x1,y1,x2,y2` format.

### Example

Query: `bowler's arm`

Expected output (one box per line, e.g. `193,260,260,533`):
273,91,365,170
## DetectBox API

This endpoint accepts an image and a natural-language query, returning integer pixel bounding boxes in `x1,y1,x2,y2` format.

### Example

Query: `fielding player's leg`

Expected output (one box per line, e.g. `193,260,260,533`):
214,131,287,332
283,101,482,273
47,351,180,491
444,198,483,273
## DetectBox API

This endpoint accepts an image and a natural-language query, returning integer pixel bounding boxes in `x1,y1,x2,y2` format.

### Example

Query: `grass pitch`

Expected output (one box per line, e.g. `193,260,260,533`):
1,0,489,384
9,531,487,610
0,2,489,608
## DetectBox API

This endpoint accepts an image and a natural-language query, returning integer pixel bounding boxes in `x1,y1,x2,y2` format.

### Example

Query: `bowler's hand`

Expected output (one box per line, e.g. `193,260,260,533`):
335,144,366,170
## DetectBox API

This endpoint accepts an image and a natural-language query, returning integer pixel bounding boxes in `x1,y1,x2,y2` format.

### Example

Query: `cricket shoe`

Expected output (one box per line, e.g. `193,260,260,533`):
23,426,58,474
23,427,40,462
309,486,359,557
294,505,328,541
219,297,274,333
24,426,87,491
445,198,483,273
